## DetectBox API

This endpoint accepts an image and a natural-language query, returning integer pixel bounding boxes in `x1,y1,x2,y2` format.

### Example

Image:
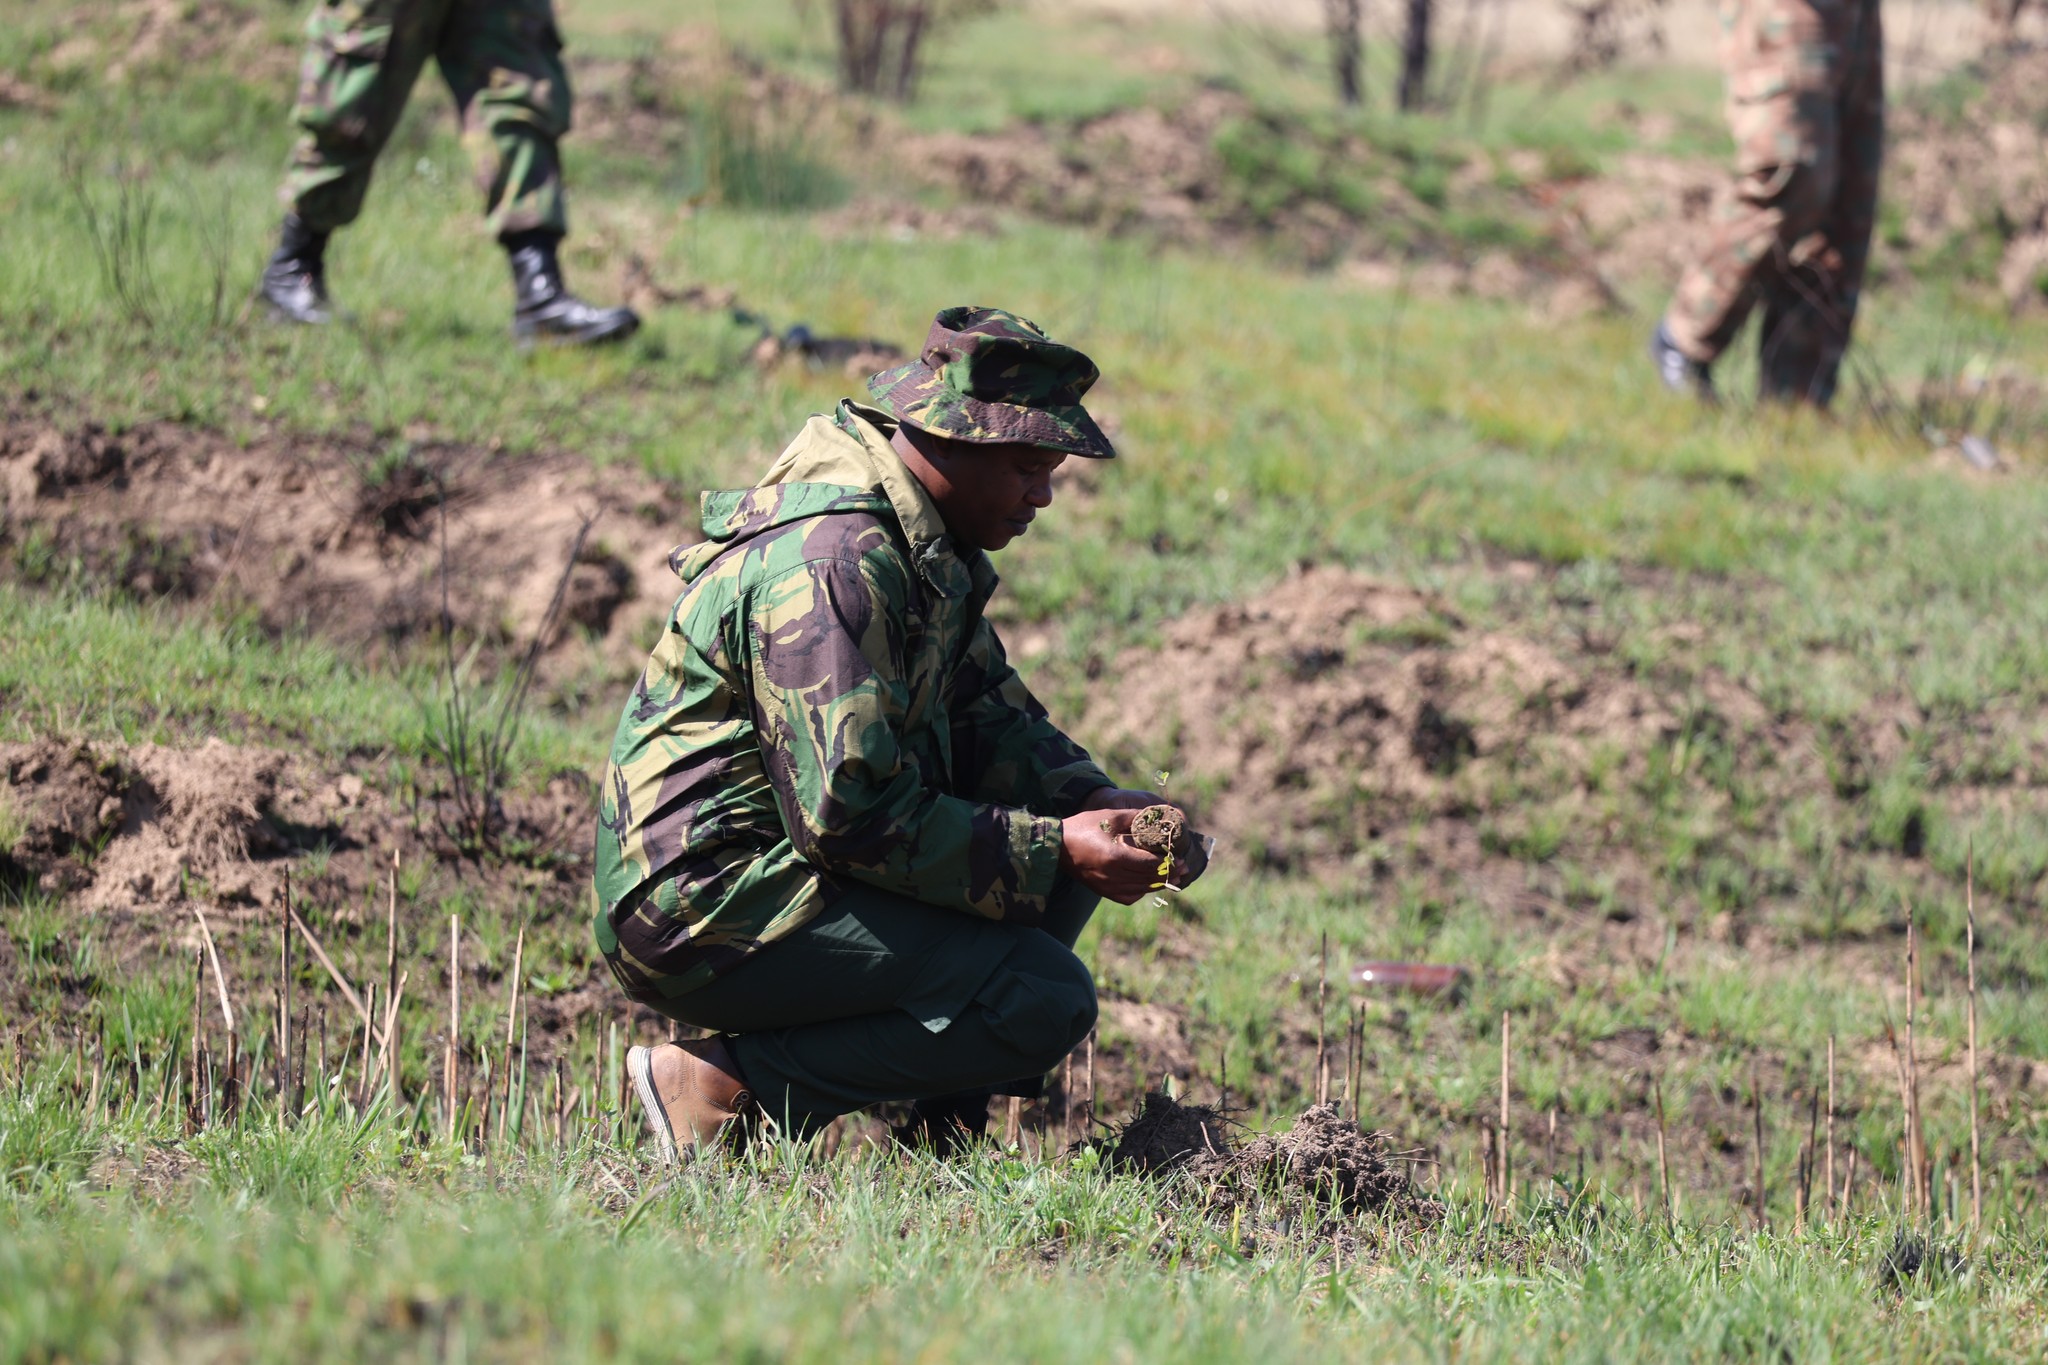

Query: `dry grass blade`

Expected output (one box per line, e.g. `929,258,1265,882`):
189,905,235,1032
286,902,384,1049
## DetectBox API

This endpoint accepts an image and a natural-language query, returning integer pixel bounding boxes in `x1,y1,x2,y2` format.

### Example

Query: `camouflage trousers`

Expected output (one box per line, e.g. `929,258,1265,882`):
657,879,1101,1130
281,0,571,238
1662,0,1884,404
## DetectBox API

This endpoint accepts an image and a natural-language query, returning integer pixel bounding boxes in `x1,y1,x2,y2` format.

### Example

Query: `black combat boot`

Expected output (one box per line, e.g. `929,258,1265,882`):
259,214,333,325
503,230,640,346
1650,321,1716,403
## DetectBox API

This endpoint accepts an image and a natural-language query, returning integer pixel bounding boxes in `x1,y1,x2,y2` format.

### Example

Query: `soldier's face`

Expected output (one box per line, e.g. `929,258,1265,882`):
893,428,1067,552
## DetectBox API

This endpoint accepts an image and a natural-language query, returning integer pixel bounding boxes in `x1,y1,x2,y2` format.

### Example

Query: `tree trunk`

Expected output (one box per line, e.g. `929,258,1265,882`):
1324,0,1363,107
1399,0,1433,111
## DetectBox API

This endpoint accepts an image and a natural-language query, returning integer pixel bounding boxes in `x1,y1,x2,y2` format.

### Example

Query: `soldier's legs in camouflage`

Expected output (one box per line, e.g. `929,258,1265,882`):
1665,158,1834,364
659,882,1100,1131
1758,0,1883,405
434,0,571,239
281,0,453,232
1661,0,1847,365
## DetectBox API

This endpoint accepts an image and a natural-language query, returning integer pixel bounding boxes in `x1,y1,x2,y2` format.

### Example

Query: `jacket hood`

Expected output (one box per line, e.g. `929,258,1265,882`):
669,401,989,599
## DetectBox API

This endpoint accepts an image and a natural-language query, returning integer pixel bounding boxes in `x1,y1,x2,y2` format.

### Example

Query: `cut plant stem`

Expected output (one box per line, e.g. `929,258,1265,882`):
1653,1078,1671,1229
1315,932,1329,1107
1967,839,1983,1230
446,912,461,1144
1499,1010,1511,1210
1905,895,1927,1221
1751,1062,1766,1228
500,926,525,1143
1825,1035,1836,1220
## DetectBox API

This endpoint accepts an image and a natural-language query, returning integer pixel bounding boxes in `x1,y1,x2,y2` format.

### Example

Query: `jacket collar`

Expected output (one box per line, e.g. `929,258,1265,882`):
675,401,994,601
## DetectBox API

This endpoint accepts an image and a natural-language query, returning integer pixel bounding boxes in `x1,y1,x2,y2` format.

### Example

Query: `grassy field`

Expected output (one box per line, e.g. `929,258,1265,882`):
4,0,2048,1358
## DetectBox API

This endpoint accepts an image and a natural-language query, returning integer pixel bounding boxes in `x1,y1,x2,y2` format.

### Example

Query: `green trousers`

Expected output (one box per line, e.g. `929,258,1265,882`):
653,880,1101,1130
282,0,571,237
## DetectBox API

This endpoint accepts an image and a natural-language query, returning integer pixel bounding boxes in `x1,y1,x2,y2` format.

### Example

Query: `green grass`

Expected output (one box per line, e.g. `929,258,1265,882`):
3,0,2048,1357
4,1061,2045,1362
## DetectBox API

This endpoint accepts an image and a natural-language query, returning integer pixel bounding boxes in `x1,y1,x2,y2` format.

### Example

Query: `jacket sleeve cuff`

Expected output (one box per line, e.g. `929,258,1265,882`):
1007,810,1066,921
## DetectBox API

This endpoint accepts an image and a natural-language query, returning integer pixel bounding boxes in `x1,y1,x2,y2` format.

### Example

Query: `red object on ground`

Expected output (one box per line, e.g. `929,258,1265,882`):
1349,962,1470,999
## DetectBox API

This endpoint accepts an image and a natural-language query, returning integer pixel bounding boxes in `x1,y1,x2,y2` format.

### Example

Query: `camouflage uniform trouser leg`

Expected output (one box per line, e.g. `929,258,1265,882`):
281,0,572,238
656,879,1101,1131
1662,0,1884,405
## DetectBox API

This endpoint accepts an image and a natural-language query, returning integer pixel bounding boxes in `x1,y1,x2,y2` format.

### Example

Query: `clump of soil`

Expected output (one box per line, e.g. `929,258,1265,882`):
1106,1090,1235,1174
1124,804,1188,859
1222,1104,1409,1217
1099,1093,1415,1222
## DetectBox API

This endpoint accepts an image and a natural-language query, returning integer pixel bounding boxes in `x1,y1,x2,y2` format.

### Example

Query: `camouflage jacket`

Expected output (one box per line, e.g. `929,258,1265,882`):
593,401,1114,1001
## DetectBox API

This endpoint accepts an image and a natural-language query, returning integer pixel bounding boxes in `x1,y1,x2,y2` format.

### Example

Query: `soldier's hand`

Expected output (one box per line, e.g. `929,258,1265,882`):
1060,808,1169,904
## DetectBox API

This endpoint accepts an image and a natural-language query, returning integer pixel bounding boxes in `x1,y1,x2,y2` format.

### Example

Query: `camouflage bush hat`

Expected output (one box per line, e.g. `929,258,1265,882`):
866,306,1116,459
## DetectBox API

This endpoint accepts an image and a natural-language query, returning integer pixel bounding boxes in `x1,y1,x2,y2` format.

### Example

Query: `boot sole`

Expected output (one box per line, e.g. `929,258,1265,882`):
513,316,641,347
626,1044,681,1168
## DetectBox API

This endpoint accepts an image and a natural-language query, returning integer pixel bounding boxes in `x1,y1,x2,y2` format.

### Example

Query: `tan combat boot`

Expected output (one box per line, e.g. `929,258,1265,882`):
626,1037,755,1166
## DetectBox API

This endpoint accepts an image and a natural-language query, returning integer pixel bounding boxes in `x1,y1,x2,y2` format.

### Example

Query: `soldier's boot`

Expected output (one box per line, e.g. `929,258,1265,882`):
504,230,640,346
259,214,334,325
891,1091,991,1157
1650,322,1717,403
627,1037,756,1166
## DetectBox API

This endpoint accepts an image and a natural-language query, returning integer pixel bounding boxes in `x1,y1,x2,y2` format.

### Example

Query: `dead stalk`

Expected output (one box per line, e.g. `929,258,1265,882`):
1315,932,1330,1107
386,850,400,1033
1499,1010,1512,1210
1653,1078,1672,1229
278,872,293,1099
1798,1085,1819,1233
380,970,408,1098
1967,839,1983,1230
1006,1095,1023,1148
1084,1030,1096,1132
189,944,204,1134
499,927,526,1143
446,913,461,1143
286,900,384,1048
1751,1062,1766,1229
1905,897,1927,1220
1825,1035,1836,1220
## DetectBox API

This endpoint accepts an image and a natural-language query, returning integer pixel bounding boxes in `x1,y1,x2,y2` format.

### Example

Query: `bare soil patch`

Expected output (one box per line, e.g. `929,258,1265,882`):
1,731,613,1060
0,736,587,913
0,419,690,680
1079,565,1692,874
905,85,1616,303
1887,49,2048,309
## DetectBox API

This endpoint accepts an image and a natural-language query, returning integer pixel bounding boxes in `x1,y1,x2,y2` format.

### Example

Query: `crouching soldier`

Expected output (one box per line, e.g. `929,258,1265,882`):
593,306,1178,1163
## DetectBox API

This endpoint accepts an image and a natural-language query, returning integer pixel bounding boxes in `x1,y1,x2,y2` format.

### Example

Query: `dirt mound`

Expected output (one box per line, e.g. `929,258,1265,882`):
1224,1103,1408,1216
1101,1093,1412,1219
0,420,688,679
1106,1090,1235,1173
1887,50,2048,308
907,86,1606,299
1,740,130,896
3,737,364,909
83,741,291,910
1079,566,1678,871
